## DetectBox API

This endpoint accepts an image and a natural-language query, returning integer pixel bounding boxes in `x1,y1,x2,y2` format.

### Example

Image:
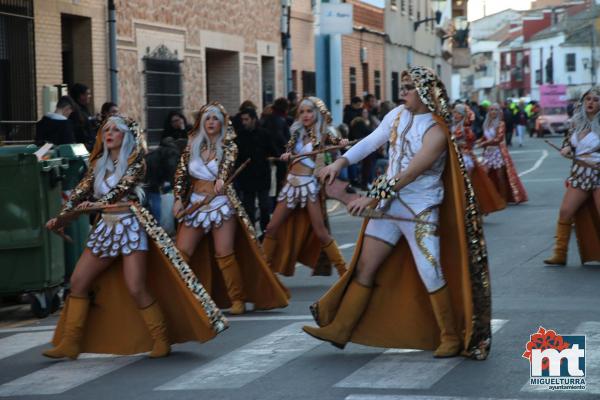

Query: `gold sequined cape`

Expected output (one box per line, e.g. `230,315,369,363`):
309,115,493,360
174,122,290,309
53,125,228,355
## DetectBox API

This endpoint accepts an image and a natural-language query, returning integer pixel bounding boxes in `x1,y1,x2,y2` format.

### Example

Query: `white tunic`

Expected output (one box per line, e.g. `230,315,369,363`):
182,156,235,232
87,172,149,258
571,131,600,164
344,105,446,215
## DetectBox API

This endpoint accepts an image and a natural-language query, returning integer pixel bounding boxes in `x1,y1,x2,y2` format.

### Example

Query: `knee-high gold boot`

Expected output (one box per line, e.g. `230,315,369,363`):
43,296,90,360
262,235,277,269
322,240,347,277
215,253,246,315
139,301,171,358
429,286,462,358
543,220,572,266
302,280,372,349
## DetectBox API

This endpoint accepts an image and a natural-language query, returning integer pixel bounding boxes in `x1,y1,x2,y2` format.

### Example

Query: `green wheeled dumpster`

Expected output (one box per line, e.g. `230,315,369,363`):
0,148,67,317
55,144,90,280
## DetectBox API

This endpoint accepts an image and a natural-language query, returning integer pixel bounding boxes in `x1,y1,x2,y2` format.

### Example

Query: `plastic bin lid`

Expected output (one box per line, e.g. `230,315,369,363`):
55,143,89,158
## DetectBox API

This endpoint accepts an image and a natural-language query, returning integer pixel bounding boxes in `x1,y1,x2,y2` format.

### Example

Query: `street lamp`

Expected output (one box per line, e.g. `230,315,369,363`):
414,0,446,32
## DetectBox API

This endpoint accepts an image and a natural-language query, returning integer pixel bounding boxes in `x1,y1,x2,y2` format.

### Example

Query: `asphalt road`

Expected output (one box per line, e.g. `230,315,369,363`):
0,134,598,400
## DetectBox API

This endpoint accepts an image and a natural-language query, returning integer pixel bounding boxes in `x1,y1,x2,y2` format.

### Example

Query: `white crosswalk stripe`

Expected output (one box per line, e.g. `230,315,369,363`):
521,321,600,395
0,332,52,360
345,395,524,400
155,321,320,391
0,354,141,396
335,319,508,390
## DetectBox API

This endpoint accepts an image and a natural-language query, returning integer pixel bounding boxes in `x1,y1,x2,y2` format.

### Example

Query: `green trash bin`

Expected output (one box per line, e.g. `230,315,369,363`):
55,144,90,280
0,150,67,317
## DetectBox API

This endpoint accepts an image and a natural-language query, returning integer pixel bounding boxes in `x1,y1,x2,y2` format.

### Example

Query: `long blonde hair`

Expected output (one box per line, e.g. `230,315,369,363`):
190,105,226,162
290,98,324,145
93,116,143,201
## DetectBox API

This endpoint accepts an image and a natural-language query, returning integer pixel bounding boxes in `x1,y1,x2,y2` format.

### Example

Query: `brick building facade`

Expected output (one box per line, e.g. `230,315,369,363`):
115,0,284,142
0,0,108,140
0,0,284,142
342,0,386,106
290,0,316,98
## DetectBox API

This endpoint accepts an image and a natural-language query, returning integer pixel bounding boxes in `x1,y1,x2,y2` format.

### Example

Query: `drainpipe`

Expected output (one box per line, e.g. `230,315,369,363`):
108,0,119,103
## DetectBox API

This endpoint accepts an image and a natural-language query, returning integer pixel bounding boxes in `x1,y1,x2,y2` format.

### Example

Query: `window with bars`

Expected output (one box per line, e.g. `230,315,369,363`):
391,71,399,103
144,46,183,144
0,0,36,141
390,0,397,9
566,53,576,72
292,69,298,92
350,67,357,98
374,70,381,100
401,0,405,13
409,0,413,18
302,71,316,97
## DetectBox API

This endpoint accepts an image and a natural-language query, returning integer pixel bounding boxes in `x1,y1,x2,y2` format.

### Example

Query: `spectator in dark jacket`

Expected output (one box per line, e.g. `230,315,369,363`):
261,97,289,199
161,110,190,144
68,83,96,150
232,100,258,134
343,96,364,126
35,96,76,146
235,108,279,234
144,136,183,223
349,109,377,189
502,101,515,146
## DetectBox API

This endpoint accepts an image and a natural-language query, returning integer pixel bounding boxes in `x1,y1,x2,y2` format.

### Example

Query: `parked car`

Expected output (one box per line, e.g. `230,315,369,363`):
535,107,569,137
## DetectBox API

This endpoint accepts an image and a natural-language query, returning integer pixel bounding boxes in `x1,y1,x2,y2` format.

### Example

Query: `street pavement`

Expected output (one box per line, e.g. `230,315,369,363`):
0,134,598,400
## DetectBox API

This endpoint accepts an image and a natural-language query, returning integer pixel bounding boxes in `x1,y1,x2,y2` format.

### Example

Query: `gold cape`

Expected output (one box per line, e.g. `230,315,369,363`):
309,116,492,360
53,205,228,355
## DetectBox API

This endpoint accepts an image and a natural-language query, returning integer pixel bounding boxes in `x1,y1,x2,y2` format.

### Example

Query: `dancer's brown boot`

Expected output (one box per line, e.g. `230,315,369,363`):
430,286,462,358
216,253,246,315
543,220,572,266
262,235,277,269
140,301,171,358
43,296,90,360
322,240,347,277
302,280,372,349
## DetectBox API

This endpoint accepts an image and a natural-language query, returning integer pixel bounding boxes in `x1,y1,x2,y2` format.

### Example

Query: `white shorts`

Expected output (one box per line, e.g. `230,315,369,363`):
364,200,445,292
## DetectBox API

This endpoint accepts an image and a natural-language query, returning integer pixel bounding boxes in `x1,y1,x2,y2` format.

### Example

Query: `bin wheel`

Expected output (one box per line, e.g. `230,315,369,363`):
30,295,50,319
49,293,62,314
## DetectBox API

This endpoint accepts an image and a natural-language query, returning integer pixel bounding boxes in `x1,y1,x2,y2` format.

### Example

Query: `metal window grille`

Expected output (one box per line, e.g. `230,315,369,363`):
302,71,316,97
143,52,183,145
374,70,381,100
350,67,357,98
566,53,576,72
0,0,36,141
391,71,399,102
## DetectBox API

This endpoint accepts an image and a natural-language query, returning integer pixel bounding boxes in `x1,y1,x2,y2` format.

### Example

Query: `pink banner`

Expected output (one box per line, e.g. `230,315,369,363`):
539,85,568,108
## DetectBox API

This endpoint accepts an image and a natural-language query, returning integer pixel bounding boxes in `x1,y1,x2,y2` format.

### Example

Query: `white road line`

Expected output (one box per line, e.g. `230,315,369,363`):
0,326,55,334
0,316,316,335
335,319,508,390
521,321,600,394
227,315,313,322
518,150,548,177
520,178,564,183
0,332,52,360
346,395,524,400
339,243,356,250
0,354,140,396
155,322,320,390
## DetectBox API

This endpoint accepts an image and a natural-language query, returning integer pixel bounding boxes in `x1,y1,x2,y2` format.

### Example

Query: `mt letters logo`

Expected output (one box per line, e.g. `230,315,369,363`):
522,326,586,391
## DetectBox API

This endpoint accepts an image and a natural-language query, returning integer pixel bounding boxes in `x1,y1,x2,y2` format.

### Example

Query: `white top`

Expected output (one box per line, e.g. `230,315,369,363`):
189,157,218,181
96,172,131,217
294,137,315,168
343,105,446,214
483,127,497,142
571,131,600,164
